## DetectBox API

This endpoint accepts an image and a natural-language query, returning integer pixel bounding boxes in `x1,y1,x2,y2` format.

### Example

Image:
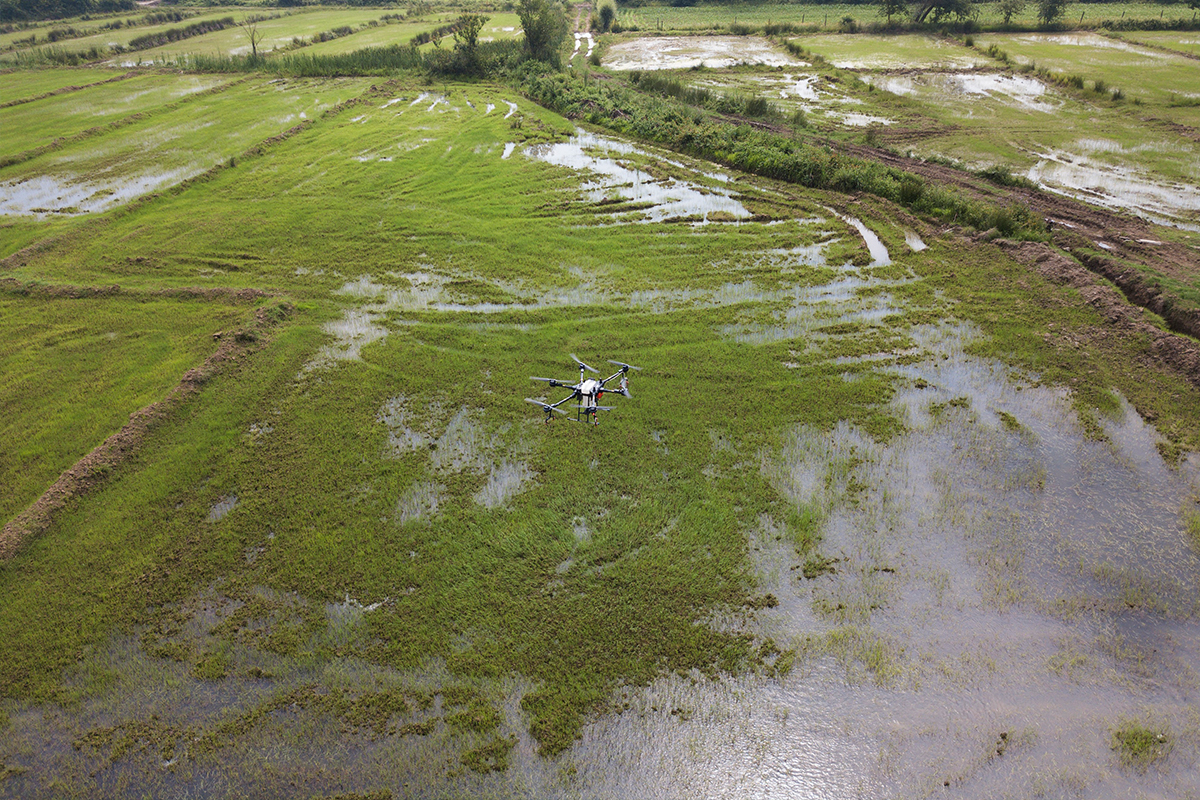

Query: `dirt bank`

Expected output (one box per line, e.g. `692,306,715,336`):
995,239,1200,391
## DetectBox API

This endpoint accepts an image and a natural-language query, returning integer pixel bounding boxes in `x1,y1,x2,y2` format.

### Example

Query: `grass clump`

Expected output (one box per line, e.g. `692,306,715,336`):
1112,720,1171,770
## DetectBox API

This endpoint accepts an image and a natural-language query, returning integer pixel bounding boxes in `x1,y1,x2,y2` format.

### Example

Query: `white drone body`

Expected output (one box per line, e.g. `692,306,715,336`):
526,354,640,426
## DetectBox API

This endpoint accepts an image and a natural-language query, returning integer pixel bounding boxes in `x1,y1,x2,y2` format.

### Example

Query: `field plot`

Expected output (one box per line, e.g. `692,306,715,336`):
604,34,805,70
1,75,372,220
973,32,1200,107
611,2,1193,31
1119,30,1200,58
104,8,395,64
3,10,239,61
790,32,993,70
1,57,1200,800
299,15,461,57
0,66,130,104
0,72,230,157
0,292,247,525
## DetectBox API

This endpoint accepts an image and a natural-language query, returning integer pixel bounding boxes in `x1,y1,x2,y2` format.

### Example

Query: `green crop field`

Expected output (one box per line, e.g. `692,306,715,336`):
3,4,1200,796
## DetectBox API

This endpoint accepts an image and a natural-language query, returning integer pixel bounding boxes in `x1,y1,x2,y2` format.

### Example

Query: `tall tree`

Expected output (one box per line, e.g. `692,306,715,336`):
877,0,909,25
912,0,975,24
237,16,265,60
1037,0,1068,25
517,0,568,62
998,0,1025,25
452,13,488,74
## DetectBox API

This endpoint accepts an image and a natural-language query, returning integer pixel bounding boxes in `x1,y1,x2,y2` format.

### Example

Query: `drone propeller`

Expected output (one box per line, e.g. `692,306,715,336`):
607,360,642,372
531,376,568,386
577,405,615,412
571,354,599,374
525,398,567,415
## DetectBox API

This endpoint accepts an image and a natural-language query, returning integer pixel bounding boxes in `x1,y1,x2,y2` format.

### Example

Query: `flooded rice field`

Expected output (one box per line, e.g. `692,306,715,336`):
4,66,1200,799
603,36,805,71
791,33,994,71
1027,147,1200,230
862,71,1060,114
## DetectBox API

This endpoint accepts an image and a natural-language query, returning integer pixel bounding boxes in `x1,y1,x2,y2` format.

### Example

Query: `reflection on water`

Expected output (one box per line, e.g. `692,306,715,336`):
524,130,753,224
1026,147,1200,230
603,35,804,71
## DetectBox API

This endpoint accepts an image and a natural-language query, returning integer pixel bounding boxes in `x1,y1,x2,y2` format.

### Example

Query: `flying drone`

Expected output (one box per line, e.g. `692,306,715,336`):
525,354,641,426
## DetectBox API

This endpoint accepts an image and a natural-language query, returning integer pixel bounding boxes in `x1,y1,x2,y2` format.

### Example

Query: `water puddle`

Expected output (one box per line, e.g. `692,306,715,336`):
503,100,518,119
0,168,199,218
551,324,1200,796
571,32,595,61
828,208,890,265
1009,31,1173,58
206,495,238,523
473,460,536,509
524,129,752,224
394,480,445,524
501,142,516,160
864,72,1060,113
1025,147,1200,229
904,230,927,251
603,36,804,71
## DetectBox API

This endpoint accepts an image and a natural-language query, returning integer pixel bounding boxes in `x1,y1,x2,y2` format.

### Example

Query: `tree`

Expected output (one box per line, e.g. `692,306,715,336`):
1037,0,1068,25
517,0,568,62
237,16,265,60
877,0,909,25
597,0,616,33
998,0,1025,25
912,0,974,24
452,13,488,74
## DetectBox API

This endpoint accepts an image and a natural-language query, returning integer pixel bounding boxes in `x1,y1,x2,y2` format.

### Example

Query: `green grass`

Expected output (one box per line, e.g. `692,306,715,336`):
973,32,1200,109
612,2,1197,32
1112,719,1172,770
0,71,233,158
790,32,993,69
0,66,131,104
0,291,248,525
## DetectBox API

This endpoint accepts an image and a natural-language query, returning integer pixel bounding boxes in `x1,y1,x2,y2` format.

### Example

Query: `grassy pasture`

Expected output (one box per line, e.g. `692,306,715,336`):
1,75,373,219
790,31,995,69
101,8,401,64
298,15,461,56
1118,28,1200,56
0,292,248,526
0,72,232,157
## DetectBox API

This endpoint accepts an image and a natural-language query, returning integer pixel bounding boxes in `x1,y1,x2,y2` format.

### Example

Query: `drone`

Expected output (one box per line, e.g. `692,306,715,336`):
525,354,641,426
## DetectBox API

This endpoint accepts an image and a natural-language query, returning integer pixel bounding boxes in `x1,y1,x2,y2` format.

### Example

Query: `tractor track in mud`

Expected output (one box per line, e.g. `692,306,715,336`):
828,138,1200,326
0,298,290,561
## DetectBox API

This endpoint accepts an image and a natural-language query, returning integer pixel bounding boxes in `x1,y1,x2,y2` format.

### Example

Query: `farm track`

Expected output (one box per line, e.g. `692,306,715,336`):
830,138,1200,319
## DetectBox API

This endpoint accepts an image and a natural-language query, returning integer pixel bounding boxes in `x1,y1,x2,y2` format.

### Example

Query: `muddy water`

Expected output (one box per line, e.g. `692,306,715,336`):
524,130,753,224
863,71,1060,114
514,325,1200,798
603,36,804,71
1026,148,1200,229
